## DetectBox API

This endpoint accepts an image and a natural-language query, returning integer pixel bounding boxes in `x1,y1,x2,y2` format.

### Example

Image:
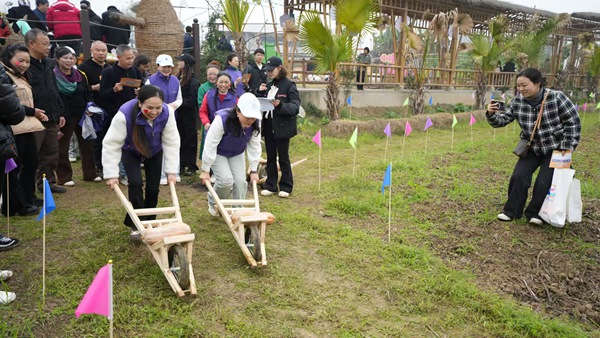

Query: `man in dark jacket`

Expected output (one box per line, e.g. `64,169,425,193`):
243,48,267,94
183,26,193,55
101,6,131,49
24,29,67,193
7,0,48,33
0,63,26,252
33,0,50,31
78,40,108,179
80,1,103,41
96,44,141,177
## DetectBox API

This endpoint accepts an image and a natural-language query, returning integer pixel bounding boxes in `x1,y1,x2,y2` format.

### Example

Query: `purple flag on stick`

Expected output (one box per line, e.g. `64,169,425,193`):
5,158,17,173
384,122,392,138
424,117,433,131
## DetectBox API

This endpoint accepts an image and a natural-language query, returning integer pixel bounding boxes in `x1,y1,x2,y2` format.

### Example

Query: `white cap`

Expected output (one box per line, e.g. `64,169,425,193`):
237,93,262,120
156,54,174,67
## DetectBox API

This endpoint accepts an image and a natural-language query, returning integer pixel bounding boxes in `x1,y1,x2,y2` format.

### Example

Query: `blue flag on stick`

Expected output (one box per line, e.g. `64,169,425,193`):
37,178,56,221
381,164,392,196
428,96,433,106
347,96,352,106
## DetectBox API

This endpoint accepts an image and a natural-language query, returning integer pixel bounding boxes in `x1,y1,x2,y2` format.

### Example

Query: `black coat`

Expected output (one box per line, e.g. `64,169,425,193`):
243,60,267,95
7,5,47,33
177,75,201,118
101,8,131,48
259,76,300,139
25,56,66,123
88,9,103,41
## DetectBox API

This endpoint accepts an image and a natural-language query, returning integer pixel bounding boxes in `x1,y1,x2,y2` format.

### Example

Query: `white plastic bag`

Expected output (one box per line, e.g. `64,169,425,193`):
539,168,575,227
566,178,582,223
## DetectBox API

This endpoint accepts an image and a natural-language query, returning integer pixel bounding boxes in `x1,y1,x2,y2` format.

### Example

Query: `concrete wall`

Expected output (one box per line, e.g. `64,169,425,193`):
298,88,502,110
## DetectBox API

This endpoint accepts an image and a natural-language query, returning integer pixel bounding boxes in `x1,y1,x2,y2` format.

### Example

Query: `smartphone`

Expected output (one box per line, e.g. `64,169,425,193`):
491,100,505,109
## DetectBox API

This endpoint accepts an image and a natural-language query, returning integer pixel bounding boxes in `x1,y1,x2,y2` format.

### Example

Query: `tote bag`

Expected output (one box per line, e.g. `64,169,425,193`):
566,178,582,223
539,168,575,227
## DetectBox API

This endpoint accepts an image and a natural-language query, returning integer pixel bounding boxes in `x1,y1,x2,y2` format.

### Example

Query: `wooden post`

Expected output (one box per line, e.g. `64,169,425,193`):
80,4,91,60
391,9,398,83
193,19,201,77
448,26,459,87
398,7,408,86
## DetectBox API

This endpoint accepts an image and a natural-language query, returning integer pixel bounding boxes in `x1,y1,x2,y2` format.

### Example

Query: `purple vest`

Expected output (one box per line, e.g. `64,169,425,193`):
205,88,237,122
148,72,180,105
226,66,245,97
120,99,170,159
216,109,254,158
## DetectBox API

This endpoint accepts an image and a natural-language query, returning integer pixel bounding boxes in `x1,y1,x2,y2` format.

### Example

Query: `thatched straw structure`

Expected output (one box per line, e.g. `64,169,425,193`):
134,0,182,72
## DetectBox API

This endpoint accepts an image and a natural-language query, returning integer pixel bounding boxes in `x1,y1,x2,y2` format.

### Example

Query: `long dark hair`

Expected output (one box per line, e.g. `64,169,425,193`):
0,44,30,78
177,62,193,87
224,106,260,137
130,85,164,158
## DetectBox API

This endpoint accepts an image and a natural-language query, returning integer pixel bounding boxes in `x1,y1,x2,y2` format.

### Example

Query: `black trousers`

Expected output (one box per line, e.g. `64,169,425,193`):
121,149,163,229
503,150,554,220
262,121,293,194
2,133,38,214
176,109,199,171
356,67,366,90
93,116,113,173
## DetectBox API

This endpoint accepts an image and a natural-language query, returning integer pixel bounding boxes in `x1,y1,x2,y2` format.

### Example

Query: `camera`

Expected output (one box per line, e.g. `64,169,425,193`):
491,99,505,109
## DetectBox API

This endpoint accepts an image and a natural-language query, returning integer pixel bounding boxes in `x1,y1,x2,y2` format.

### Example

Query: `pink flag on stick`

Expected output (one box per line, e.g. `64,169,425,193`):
424,117,433,131
312,130,322,148
583,103,587,112
405,121,412,136
469,115,476,126
75,263,112,319
5,158,17,173
384,122,392,138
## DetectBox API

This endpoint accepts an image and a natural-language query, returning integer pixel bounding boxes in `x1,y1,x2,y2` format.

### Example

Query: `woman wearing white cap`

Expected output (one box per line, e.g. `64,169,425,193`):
146,54,183,184
200,93,262,216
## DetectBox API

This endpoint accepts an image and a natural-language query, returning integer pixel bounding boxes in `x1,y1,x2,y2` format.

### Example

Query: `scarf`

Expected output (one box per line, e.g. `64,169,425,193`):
523,87,545,107
54,66,83,95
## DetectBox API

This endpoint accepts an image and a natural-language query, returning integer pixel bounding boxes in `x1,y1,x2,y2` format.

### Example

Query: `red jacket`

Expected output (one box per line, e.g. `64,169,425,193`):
46,0,81,38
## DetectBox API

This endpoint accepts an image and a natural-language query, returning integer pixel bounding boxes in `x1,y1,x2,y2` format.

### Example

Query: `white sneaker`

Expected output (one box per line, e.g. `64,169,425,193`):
0,270,13,281
69,157,76,163
93,176,102,182
261,190,275,196
160,178,167,185
497,213,512,221
278,191,290,198
176,175,181,183
63,181,75,187
0,291,16,305
529,217,543,226
120,177,129,186
207,204,219,217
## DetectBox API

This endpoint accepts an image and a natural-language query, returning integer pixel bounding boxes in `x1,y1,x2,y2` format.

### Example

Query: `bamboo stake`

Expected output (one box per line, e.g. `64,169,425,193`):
42,175,46,304
387,162,392,244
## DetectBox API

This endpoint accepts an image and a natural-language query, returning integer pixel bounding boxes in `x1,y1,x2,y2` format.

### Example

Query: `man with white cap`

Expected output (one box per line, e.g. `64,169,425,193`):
200,93,262,217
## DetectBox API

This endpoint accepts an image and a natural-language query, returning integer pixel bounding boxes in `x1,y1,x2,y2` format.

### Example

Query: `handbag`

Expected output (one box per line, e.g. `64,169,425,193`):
512,91,549,157
539,168,575,227
11,115,45,135
0,124,18,160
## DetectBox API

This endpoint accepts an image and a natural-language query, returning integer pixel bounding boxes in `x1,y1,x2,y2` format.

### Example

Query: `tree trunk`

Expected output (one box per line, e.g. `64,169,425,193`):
475,69,488,109
325,76,340,120
234,33,246,68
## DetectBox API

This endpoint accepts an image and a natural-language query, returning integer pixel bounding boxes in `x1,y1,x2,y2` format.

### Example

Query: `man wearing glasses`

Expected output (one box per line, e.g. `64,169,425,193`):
25,29,67,194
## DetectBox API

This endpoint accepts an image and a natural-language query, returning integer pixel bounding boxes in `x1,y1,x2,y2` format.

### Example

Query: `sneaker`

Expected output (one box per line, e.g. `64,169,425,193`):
93,176,102,182
120,177,129,186
176,175,181,183
260,190,276,196
278,191,290,198
69,157,76,163
129,230,141,241
0,291,16,305
0,270,13,281
0,236,19,251
50,185,66,194
63,181,75,187
182,168,195,176
160,178,167,185
529,217,544,226
17,205,39,216
207,204,219,217
497,213,512,221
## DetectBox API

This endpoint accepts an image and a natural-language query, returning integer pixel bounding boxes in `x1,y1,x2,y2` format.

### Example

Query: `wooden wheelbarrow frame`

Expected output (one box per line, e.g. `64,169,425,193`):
205,180,272,268
250,157,308,184
113,182,197,297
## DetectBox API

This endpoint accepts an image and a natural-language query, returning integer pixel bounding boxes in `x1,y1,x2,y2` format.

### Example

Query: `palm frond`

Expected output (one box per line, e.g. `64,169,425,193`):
300,11,334,58
335,0,379,36
454,13,473,35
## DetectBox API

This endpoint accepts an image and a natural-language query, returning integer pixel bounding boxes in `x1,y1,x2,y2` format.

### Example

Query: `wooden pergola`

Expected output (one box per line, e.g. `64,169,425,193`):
283,0,600,88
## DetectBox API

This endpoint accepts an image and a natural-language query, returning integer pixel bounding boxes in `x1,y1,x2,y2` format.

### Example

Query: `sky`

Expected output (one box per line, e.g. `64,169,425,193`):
502,0,600,14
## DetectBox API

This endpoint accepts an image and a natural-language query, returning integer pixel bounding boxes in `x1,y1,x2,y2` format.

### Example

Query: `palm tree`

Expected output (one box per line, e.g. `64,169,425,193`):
220,0,252,66
299,0,379,120
466,16,511,109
